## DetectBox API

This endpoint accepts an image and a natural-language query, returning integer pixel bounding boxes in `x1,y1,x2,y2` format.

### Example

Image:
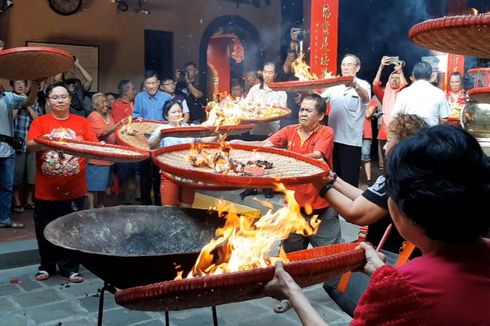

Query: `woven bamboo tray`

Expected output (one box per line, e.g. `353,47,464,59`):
468,87,490,103
268,76,353,92
34,137,149,163
0,47,74,80
151,143,330,188
160,172,240,190
114,243,365,311
116,120,165,151
159,124,254,138
240,106,292,123
408,14,490,58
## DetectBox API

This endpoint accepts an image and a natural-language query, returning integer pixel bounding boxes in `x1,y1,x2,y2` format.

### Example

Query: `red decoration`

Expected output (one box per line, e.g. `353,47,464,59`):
310,0,339,76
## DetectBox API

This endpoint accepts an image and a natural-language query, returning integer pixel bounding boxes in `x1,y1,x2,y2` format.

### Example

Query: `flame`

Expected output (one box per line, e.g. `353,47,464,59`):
123,116,133,134
176,183,320,279
291,53,335,81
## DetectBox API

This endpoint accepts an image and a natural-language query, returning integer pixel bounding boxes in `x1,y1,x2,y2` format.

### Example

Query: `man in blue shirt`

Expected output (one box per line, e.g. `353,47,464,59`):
133,70,171,121
132,71,171,206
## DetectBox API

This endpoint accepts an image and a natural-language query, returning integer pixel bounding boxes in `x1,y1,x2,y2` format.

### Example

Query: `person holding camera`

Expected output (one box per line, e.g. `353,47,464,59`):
0,79,40,228
175,62,206,124
372,56,408,162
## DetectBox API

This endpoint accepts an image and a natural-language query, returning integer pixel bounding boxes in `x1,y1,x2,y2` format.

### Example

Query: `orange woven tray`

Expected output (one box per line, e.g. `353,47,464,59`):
268,76,354,92
468,87,490,103
151,143,330,188
115,243,365,311
0,47,74,80
161,171,240,190
34,137,149,163
409,14,490,58
116,120,165,151
159,124,254,138
240,106,292,123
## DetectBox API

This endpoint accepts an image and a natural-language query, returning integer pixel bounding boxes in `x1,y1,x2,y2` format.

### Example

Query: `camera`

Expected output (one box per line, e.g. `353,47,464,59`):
291,27,306,41
384,56,405,67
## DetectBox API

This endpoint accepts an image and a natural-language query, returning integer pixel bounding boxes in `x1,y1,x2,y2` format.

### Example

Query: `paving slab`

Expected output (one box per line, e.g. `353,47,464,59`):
13,288,64,308
26,301,84,324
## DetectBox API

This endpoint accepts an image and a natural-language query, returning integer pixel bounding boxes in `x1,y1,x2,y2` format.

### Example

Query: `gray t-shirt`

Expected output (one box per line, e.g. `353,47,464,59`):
322,79,371,147
0,92,26,157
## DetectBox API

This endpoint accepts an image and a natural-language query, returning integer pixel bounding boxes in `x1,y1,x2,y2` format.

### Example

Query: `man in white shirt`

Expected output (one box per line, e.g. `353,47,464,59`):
391,61,449,126
321,54,371,187
245,62,287,140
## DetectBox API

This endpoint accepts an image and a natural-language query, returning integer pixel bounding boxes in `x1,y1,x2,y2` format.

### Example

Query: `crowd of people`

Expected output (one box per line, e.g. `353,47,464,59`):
0,33,488,325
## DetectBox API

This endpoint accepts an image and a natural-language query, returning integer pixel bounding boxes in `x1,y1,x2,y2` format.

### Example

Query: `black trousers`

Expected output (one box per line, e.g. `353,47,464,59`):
139,158,161,206
333,142,362,187
33,197,85,275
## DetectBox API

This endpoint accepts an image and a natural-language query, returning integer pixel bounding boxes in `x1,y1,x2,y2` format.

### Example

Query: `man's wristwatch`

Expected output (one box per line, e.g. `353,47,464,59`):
319,172,337,197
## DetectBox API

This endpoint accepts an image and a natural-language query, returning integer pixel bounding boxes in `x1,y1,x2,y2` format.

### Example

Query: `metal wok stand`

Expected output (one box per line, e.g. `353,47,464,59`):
97,281,219,326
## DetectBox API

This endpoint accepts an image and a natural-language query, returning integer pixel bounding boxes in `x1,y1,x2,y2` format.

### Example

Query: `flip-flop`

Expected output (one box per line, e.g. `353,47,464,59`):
35,270,50,281
25,203,35,210
0,221,25,228
63,272,84,283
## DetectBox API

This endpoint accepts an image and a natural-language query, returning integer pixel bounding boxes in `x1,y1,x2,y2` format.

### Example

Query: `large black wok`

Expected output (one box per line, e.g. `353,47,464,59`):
44,206,226,289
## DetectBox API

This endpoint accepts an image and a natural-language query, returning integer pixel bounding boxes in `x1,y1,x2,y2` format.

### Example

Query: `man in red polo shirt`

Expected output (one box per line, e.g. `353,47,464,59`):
231,94,341,251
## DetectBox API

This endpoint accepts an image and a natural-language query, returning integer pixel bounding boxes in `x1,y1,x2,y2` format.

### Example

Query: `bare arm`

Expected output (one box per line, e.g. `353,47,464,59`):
353,79,370,104
186,79,204,99
304,150,325,160
74,57,93,91
264,261,328,326
324,188,387,225
98,120,124,139
373,57,389,84
27,140,44,153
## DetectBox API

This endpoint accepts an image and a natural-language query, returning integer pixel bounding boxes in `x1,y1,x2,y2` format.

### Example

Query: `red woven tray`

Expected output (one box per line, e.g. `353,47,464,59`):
115,243,365,311
34,137,149,163
240,106,292,123
467,67,490,77
151,143,330,188
268,76,354,92
159,124,254,138
468,87,490,103
160,171,240,190
116,120,165,151
408,14,490,58
0,47,74,80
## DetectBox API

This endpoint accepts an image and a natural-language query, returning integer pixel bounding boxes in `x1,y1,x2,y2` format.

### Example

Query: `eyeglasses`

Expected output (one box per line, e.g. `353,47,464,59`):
48,94,70,101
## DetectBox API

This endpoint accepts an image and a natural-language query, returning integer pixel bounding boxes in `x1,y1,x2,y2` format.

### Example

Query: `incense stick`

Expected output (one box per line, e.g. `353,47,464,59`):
376,223,393,252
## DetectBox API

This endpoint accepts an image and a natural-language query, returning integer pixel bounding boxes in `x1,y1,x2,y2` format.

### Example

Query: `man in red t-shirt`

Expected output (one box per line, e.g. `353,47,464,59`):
27,81,98,284
231,94,341,251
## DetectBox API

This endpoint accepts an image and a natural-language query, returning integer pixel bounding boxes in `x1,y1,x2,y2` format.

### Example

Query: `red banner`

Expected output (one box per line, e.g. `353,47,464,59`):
309,0,339,76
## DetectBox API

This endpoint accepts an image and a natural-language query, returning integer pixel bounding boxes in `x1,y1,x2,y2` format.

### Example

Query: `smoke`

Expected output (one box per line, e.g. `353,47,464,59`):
338,0,446,82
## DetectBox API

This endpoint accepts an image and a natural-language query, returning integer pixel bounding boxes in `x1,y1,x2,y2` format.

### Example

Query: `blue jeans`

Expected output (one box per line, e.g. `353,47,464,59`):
0,154,15,224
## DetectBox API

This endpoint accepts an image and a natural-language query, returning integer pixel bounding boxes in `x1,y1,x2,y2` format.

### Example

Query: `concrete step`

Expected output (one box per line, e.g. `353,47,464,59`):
0,239,39,270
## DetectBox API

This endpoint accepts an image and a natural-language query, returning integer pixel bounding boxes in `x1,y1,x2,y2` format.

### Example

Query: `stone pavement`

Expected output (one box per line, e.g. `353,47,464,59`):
0,190,359,325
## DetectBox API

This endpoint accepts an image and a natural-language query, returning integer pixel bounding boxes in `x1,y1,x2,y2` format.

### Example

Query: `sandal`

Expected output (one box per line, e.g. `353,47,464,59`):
13,205,24,213
0,221,25,228
35,270,50,281
25,203,35,210
63,272,84,283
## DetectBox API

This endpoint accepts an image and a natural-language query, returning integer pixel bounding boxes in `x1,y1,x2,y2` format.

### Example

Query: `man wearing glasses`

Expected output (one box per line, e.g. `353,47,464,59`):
160,78,190,123
321,54,371,187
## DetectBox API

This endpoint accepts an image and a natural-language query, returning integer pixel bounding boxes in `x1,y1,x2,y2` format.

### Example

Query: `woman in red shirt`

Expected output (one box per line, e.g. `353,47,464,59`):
264,126,489,326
